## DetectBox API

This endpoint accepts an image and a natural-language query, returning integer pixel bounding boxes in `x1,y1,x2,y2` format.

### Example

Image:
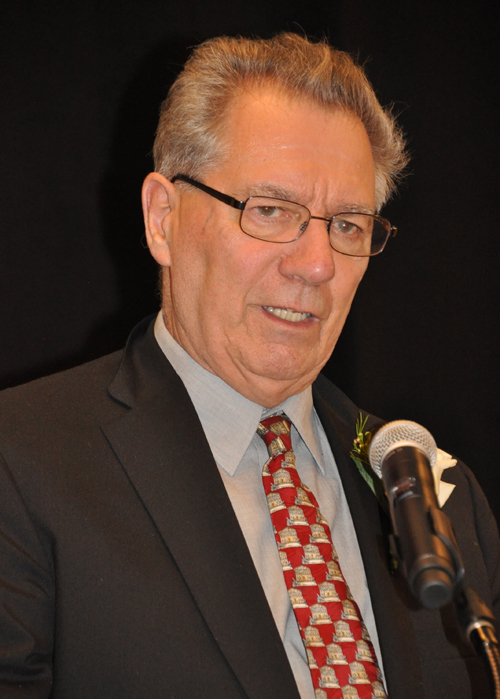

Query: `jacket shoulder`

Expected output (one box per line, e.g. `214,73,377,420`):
0,350,123,436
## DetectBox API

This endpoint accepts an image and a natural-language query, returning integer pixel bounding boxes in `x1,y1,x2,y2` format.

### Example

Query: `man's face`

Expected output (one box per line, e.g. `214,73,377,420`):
157,89,375,407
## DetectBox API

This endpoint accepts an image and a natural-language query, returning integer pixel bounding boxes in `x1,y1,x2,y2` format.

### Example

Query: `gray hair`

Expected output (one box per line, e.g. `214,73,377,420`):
153,33,408,210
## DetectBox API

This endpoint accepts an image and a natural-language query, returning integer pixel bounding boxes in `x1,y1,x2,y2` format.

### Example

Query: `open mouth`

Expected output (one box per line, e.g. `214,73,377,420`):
262,306,312,322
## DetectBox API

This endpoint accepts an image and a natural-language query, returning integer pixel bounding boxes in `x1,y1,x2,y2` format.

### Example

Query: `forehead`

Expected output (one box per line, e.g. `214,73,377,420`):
212,87,375,209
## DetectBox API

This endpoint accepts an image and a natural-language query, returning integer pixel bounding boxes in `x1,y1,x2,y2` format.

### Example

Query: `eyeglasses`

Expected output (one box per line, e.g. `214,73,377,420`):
172,174,397,257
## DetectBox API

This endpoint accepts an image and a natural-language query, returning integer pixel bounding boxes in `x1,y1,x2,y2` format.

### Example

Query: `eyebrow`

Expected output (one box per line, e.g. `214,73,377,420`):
246,182,298,200
335,203,375,215
244,182,375,216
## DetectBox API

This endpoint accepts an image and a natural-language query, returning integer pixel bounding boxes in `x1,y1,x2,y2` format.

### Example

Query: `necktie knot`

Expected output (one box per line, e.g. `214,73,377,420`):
257,415,292,455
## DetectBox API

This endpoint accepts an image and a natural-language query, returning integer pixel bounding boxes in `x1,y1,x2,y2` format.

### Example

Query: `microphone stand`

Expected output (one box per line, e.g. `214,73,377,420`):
454,585,500,699
401,502,500,697
426,506,500,698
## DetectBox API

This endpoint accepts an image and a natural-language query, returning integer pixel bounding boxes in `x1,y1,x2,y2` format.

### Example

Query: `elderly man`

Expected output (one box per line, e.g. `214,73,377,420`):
0,34,498,699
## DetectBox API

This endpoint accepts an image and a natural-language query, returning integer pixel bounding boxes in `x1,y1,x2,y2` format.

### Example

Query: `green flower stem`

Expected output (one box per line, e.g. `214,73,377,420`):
350,413,389,516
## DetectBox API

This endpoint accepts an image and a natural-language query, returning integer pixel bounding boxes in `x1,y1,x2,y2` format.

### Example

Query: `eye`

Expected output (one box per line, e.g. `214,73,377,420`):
254,206,283,219
246,200,302,225
332,219,360,236
242,198,307,240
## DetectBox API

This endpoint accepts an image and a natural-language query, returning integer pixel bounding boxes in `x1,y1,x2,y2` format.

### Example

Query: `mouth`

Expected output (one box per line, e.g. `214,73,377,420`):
262,306,312,323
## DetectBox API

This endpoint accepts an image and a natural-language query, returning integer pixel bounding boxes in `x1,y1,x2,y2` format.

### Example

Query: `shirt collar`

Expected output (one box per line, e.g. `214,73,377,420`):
154,312,325,476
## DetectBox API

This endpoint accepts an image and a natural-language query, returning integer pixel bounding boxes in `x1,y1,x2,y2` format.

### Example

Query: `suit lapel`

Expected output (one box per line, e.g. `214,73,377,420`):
101,319,300,699
313,378,425,698
100,317,426,697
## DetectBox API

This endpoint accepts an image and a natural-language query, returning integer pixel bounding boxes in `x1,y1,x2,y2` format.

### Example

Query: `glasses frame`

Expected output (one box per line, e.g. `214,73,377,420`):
171,174,397,257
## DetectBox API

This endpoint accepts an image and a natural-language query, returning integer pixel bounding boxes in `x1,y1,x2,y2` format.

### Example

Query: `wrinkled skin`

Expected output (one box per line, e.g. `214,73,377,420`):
143,89,375,407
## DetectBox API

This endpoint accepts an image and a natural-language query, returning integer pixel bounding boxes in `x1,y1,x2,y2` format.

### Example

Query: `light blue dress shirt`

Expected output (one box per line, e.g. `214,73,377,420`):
154,312,385,698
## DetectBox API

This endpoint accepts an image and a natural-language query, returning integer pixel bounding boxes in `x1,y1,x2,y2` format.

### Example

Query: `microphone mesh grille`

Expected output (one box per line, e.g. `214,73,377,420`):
368,420,437,477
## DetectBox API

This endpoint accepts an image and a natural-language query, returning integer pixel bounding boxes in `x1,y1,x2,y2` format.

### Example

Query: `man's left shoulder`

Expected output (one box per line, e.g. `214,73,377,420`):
441,457,500,578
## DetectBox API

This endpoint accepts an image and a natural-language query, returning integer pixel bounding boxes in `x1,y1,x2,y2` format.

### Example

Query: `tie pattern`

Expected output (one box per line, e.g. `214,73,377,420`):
257,415,387,699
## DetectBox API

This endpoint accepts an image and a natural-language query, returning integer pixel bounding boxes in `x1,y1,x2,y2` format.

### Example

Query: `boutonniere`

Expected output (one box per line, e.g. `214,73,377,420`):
350,413,389,515
350,412,457,511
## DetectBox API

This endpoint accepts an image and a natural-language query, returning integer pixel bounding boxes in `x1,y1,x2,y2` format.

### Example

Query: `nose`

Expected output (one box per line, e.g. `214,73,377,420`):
278,217,335,285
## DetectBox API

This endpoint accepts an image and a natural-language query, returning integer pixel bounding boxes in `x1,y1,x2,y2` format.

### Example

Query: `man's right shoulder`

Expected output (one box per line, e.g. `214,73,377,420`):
0,349,124,430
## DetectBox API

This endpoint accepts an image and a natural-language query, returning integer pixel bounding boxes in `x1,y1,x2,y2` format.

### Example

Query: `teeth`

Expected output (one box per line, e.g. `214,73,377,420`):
263,306,311,322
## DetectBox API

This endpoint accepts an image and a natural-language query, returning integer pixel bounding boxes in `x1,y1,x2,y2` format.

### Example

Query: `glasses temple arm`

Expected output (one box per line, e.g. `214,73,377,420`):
172,174,246,211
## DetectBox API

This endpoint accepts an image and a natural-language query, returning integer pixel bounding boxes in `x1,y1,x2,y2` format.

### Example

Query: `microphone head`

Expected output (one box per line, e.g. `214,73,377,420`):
369,420,437,477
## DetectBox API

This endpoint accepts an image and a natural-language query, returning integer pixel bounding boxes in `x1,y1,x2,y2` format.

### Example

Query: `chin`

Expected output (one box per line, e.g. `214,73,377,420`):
248,347,322,384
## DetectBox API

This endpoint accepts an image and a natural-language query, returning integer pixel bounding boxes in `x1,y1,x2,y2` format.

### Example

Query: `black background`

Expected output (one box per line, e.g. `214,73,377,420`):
1,1,499,521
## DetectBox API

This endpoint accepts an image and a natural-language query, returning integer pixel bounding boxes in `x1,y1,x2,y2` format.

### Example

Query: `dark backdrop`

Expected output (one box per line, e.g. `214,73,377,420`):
1,1,499,521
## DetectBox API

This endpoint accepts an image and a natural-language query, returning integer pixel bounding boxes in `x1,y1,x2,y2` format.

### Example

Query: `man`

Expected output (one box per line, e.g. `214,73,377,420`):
0,33,498,699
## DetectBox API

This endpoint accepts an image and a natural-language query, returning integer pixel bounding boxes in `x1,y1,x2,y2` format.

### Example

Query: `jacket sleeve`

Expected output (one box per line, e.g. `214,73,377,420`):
0,451,54,698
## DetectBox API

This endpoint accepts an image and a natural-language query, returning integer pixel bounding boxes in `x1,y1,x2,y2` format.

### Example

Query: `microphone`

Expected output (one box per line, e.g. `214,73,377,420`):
369,420,463,609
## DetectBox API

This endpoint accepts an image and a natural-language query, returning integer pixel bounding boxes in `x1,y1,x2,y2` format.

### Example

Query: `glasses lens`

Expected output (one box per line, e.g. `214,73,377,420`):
241,197,309,242
329,213,391,257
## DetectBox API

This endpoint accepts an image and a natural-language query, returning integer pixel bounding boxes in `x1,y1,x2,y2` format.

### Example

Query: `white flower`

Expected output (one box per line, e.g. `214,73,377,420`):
433,448,457,507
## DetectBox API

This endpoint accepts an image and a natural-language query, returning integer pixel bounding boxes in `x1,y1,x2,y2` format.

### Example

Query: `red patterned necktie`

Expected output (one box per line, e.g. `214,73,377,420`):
257,415,387,699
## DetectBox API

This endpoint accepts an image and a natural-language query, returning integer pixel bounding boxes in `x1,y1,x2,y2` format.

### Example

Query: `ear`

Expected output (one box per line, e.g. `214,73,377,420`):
141,172,177,267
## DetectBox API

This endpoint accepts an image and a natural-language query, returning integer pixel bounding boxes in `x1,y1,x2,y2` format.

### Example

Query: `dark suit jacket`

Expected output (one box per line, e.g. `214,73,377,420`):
0,316,499,698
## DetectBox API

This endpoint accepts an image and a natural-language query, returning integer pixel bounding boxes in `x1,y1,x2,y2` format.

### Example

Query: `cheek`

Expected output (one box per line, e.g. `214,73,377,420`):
167,228,209,324
199,234,277,318
168,222,243,325
339,257,368,294
328,259,368,321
